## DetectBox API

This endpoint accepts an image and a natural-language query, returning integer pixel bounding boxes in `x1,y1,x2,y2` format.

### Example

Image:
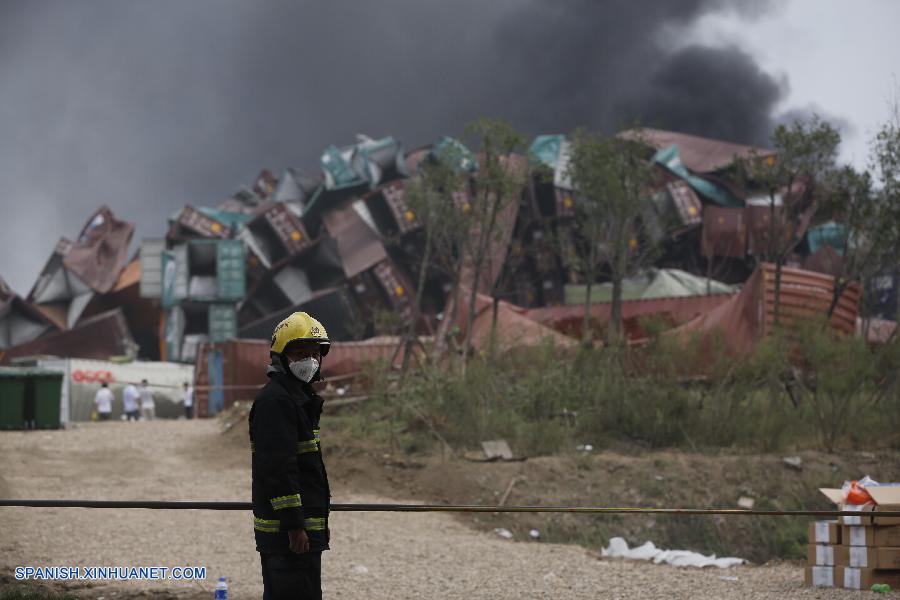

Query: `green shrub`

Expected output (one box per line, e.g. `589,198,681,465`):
379,326,899,454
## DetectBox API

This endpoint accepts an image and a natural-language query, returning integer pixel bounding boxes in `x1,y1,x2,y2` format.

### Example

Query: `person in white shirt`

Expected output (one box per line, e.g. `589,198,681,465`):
94,382,114,421
122,383,140,421
139,379,155,420
183,382,194,419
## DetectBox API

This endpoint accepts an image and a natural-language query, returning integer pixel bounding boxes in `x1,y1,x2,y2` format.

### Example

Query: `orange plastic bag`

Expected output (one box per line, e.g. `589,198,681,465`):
845,480,874,505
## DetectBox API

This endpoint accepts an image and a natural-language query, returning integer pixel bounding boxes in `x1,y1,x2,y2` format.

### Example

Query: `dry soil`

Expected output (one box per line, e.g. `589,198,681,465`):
0,420,893,599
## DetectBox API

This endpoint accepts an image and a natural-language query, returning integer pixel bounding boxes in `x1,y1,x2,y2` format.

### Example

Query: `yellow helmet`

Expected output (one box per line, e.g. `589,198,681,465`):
270,312,330,356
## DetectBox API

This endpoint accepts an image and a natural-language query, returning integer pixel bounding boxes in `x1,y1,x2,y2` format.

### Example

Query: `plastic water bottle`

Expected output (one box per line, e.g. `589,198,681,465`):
214,576,228,599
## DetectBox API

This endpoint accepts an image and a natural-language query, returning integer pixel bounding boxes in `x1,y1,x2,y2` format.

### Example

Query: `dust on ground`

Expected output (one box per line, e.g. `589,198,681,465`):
0,417,894,599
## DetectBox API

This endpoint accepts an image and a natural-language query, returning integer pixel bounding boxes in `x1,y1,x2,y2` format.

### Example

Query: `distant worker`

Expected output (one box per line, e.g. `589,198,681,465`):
139,379,155,420
122,382,141,421
183,382,194,419
93,381,114,421
250,311,331,600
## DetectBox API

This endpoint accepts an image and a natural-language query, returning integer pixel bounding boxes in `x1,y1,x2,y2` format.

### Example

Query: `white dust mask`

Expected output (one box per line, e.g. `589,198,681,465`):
289,357,319,383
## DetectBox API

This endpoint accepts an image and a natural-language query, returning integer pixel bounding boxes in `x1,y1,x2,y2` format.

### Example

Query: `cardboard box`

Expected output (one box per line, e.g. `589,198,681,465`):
870,487,900,526
817,488,868,525
804,566,836,587
834,545,900,569
808,520,841,545
843,525,900,547
820,487,900,526
838,567,900,590
807,544,835,566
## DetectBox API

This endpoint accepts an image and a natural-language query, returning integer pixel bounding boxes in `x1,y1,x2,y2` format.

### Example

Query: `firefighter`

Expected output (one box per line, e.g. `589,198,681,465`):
250,311,331,600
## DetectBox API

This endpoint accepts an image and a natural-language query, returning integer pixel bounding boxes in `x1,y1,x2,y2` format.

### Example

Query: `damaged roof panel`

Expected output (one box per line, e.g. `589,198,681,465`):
618,127,776,174
2,307,137,362
0,277,56,350
62,206,135,294
322,204,388,279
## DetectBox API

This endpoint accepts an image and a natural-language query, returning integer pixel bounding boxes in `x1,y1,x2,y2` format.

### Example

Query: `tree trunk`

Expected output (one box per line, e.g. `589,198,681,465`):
581,243,598,348
826,279,847,321
608,272,624,345
773,258,784,327
462,251,485,370
489,295,501,359
606,233,628,346
399,226,433,382
768,191,782,325
462,184,503,366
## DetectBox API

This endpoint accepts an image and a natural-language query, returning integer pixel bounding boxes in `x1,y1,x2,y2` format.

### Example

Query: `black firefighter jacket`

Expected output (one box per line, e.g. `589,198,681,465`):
250,370,330,553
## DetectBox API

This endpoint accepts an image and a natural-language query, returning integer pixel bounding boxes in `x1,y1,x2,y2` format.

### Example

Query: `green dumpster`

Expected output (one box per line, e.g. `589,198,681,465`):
0,370,27,429
33,373,64,429
0,367,64,430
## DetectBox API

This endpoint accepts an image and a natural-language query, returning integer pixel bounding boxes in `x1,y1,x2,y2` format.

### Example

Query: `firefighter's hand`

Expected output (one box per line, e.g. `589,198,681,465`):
288,528,309,554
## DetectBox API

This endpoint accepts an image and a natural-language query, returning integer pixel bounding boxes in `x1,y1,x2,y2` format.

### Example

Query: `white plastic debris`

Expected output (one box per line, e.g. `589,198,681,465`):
601,537,745,569
529,529,540,539
576,444,594,452
494,528,514,539
782,456,803,470
352,564,369,575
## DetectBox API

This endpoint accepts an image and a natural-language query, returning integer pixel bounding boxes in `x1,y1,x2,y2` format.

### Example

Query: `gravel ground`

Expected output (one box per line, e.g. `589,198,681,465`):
0,421,893,599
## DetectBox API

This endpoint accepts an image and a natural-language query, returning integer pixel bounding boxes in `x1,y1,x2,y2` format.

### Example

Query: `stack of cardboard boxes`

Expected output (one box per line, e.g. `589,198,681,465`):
806,487,900,590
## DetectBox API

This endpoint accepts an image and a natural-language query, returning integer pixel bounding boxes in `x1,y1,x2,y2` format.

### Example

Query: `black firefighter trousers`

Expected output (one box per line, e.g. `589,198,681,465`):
260,551,322,600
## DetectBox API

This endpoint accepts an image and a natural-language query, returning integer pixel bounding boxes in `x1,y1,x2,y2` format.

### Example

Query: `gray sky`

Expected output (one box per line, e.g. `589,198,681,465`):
684,0,900,166
1,0,898,294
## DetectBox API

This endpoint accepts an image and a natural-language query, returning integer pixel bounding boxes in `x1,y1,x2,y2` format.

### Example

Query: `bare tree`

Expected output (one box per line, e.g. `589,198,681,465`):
398,146,471,379
870,107,900,326
457,118,527,365
739,117,841,324
567,129,657,346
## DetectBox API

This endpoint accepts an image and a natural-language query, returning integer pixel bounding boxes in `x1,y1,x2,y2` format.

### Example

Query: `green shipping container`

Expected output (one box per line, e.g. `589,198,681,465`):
0,368,63,429
216,239,246,300
208,304,238,343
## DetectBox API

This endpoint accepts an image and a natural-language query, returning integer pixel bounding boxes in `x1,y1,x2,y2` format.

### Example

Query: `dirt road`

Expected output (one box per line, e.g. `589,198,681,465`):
0,421,882,599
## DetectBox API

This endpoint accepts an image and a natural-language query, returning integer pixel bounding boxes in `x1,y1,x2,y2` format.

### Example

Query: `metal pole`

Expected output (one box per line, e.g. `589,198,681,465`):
1,499,897,518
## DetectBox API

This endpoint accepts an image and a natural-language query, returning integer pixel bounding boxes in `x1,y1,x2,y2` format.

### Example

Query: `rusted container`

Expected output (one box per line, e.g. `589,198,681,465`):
167,205,230,242
193,336,414,416
701,206,747,258
3,308,137,363
526,293,735,341
553,187,576,219
366,181,421,237
245,204,313,269
666,180,702,227
372,260,413,318
349,269,387,326
194,338,270,417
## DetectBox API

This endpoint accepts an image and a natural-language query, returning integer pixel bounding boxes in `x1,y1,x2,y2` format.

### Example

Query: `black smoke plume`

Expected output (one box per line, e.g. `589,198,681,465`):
0,0,789,292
